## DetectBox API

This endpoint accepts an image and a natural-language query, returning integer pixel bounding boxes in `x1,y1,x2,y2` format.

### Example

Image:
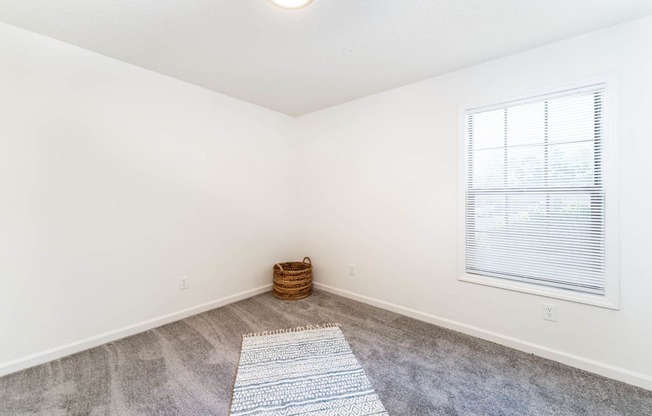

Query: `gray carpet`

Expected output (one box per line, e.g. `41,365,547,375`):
0,290,650,415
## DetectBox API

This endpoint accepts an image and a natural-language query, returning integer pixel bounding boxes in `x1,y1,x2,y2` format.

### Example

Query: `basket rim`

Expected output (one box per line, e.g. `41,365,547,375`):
274,262,312,271
275,257,312,272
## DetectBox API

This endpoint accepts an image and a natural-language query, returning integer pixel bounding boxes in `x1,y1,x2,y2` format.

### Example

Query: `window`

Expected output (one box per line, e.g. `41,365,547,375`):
459,80,619,308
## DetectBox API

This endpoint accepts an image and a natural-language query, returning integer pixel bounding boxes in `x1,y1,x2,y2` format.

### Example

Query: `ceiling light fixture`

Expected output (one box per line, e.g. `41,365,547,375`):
269,0,314,10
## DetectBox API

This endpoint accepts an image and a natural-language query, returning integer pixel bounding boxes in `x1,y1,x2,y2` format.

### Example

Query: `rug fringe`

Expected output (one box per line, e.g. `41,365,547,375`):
242,323,341,338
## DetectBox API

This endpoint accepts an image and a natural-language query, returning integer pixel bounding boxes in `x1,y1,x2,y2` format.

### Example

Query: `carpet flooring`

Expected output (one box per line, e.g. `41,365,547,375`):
0,290,650,415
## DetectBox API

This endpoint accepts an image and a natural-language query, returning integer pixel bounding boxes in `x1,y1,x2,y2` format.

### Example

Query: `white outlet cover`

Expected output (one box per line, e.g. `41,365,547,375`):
179,276,189,290
543,303,557,322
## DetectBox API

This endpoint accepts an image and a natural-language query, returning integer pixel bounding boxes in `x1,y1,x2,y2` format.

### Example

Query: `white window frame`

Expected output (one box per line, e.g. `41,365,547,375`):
457,74,620,309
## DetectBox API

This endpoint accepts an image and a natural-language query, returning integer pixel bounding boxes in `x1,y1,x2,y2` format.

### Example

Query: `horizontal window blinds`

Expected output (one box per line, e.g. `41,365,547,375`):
465,85,606,294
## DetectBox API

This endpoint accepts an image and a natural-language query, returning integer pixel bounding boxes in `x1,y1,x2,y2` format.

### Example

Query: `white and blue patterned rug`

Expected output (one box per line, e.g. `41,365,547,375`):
229,324,388,416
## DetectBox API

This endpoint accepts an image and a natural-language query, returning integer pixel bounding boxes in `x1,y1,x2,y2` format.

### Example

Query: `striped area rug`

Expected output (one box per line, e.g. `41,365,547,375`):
229,324,388,416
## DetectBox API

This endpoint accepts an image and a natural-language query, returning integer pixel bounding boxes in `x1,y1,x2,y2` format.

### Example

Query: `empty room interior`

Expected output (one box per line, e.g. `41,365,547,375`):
2,1,652,415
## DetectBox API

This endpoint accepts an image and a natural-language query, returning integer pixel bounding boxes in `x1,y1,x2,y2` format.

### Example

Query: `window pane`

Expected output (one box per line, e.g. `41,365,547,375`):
548,193,600,229
471,194,505,232
506,194,547,232
472,148,504,188
548,141,595,187
506,146,545,188
507,101,545,146
472,109,504,150
548,93,596,144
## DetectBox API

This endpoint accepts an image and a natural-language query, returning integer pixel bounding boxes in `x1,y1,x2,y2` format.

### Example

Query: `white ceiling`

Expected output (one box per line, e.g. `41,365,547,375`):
1,1,651,116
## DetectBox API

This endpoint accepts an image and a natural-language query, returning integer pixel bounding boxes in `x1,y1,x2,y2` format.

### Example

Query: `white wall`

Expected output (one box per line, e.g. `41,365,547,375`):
2,14,652,389
296,15,652,389
0,22,298,372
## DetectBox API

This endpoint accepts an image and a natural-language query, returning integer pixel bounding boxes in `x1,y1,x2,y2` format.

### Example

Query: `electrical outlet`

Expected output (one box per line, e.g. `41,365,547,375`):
543,303,557,322
349,264,355,276
179,276,189,291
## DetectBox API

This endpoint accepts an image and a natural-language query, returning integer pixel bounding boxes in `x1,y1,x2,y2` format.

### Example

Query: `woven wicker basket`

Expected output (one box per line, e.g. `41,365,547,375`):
273,257,313,300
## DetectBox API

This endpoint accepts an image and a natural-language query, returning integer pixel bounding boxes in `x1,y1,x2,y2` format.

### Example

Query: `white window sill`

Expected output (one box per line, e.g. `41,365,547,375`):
459,273,620,310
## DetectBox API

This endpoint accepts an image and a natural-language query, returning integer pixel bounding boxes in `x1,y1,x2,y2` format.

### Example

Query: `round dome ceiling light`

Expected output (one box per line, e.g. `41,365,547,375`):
269,0,314,9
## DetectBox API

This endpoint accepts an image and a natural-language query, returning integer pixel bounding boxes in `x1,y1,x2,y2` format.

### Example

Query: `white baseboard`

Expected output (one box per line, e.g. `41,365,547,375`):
314,282,652,391
0,284,272,377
